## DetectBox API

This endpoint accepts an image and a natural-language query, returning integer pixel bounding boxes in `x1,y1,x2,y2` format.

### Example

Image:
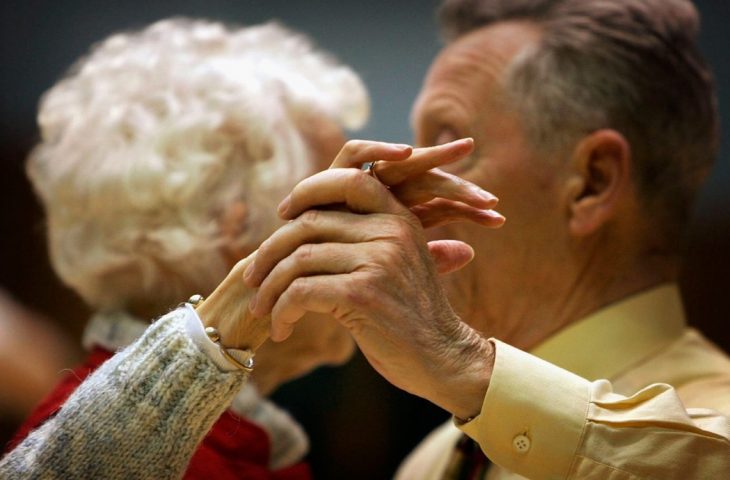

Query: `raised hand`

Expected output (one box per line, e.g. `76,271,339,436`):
243,138,497,419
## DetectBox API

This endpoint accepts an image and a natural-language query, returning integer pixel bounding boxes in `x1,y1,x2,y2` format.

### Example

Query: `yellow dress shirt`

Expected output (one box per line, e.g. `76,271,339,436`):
396,284,730,479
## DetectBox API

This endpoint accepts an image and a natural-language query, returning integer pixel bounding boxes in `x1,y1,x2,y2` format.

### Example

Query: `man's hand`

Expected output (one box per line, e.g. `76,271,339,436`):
243,139,498,419
279,138,505,274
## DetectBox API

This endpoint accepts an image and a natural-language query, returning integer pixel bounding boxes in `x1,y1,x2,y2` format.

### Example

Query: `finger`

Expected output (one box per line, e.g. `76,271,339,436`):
269,275,354,341
329,139,412,169
329,138,474,186
244,209,396,287
375,138,474,185
277,168,410,220
410,198,506,229
250,242,366,317
428,240,474,275
390,168,498,210
231,250,258,277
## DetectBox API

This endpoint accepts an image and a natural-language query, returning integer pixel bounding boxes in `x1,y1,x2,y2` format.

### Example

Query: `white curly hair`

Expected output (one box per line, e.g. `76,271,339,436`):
27,18,369,314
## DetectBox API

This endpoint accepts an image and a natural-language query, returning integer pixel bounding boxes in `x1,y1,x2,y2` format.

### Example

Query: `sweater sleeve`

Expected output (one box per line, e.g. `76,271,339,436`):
0,308,247,479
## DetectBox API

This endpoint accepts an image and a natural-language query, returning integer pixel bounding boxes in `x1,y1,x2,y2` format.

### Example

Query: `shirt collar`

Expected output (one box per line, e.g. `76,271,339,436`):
530,283,686,381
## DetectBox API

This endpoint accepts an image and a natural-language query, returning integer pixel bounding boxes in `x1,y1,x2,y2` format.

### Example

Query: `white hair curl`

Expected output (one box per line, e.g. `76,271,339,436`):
28,18,369,313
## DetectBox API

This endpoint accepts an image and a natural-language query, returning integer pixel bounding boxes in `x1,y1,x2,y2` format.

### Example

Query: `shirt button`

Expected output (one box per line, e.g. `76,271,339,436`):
512,434,531,453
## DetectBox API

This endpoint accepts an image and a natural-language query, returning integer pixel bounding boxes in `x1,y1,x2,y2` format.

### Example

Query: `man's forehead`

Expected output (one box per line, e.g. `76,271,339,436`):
414,22,540,120
430,20,542,80
411,21,541,132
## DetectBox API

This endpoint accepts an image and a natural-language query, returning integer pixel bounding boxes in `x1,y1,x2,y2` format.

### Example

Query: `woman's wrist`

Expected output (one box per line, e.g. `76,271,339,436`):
195,256,270,351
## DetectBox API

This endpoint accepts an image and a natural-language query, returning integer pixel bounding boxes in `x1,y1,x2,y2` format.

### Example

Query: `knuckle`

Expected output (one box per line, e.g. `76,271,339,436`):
338,313,363,335
346,168,372,191
256,238,273,261
389,215,416,242
344,284,368,307
403,212,424,235
287,277,308,300
340,283,373,326
329,278,371,334
298,209,321,227
379,242,405,267
347,291,372,309
232,257,249,273
293,243,315,262
343,139,366,156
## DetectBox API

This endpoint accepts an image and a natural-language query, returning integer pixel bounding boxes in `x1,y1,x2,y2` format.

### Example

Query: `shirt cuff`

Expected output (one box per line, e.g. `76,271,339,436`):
182,304,240,372
457,339,591,480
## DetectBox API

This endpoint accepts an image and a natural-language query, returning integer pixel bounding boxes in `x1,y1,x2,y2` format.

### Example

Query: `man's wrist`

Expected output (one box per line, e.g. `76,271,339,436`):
438,329,495,421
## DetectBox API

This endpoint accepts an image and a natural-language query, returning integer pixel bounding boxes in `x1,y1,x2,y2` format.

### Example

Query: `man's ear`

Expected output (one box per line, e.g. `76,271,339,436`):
566,129,632,237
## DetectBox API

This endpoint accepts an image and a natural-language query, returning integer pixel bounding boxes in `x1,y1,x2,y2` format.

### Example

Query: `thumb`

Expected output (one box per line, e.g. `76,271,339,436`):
428,240,475,275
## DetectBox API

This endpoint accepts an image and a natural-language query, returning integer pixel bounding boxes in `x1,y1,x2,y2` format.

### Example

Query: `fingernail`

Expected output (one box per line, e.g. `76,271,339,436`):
478,189,498,202
277,195,291,216
457,137,474,145
395,143,412,150
248,294,258,312
483,210,506,223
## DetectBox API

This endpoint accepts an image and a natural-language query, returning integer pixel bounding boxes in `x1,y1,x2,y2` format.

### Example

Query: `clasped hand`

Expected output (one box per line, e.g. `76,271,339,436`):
242,138,501,418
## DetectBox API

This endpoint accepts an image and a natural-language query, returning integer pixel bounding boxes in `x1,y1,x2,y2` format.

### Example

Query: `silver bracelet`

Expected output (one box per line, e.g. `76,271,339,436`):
187,294,255,373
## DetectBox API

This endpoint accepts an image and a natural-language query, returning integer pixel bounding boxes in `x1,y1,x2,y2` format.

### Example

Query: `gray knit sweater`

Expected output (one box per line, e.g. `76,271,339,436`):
0,309,247,479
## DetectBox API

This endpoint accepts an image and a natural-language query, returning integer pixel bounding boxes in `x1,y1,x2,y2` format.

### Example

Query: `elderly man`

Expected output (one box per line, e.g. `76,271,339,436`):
246,0,730,478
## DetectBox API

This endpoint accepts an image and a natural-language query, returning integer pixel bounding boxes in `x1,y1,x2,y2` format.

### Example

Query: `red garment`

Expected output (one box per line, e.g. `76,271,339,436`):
7,348,311,480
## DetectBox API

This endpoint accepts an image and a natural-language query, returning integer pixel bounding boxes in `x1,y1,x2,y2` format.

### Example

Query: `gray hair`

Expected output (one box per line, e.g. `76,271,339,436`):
28,18,369,313
439,0,718,252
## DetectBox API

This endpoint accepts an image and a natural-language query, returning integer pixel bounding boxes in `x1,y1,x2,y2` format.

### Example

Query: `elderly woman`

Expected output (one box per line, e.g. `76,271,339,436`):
0,18,502,479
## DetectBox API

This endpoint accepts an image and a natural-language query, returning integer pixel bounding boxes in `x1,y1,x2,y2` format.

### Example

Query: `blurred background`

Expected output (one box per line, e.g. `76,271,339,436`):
1,1,728,478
